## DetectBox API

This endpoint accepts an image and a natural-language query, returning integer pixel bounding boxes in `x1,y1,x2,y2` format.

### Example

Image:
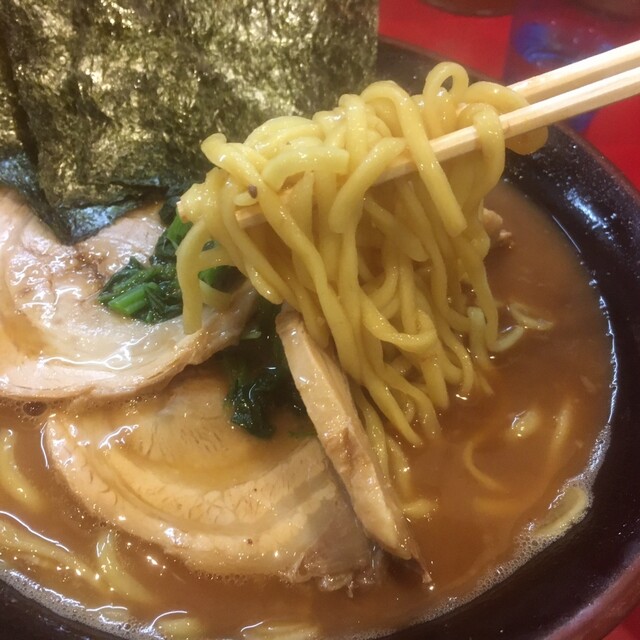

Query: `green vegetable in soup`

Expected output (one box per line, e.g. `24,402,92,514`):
218,299,307,439
98,204,241,323
98,203,306,438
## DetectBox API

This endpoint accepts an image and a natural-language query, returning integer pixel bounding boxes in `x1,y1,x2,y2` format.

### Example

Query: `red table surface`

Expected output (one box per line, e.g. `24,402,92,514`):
378,1,640,638
379,0,640,190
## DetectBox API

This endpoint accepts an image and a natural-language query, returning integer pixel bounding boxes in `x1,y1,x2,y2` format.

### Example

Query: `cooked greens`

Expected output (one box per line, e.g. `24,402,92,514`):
99,204,241,324
98,258,182,324
98,205,305,438
218,299,307,439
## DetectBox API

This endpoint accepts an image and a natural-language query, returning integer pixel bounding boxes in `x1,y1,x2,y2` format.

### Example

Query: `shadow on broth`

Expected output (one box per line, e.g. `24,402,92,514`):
0,39,639,640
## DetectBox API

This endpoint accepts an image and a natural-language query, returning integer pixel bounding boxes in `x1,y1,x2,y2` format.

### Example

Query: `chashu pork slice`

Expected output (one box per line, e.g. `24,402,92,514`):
0,188,256,400
44,365,375,587
277,308,424,570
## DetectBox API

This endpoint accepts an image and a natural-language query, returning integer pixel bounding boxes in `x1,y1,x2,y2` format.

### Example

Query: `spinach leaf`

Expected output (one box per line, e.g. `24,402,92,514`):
218,299,306,439
98,202,240,323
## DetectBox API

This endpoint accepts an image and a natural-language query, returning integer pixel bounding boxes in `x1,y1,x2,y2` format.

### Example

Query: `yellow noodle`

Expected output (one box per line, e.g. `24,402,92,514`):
467,307,492,370
241,622,319,640
506,409,542,442
473,495,528,518
154,614,205,640
95,529,155,606
245,116,323,154
402,498,438,520
262,147,349,191
396,178,469,333
0,513,98,587
352,386,390,477
0,430,45,512
342,93,371,172
475,370,495,396
462,440,509,494
177,63,546,462
492,324,525,353
197,281,230,312
363,196,426,261
548,401,574,463
176,218,214,333
509,301,554,331
197,245,232,271
532,484,589,539
386,437,414,498
234,191,258,208
421,62,469,136
387,437,437,519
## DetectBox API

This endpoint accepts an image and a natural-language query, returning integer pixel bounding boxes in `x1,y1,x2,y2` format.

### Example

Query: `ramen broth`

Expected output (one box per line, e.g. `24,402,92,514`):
0,183,613,639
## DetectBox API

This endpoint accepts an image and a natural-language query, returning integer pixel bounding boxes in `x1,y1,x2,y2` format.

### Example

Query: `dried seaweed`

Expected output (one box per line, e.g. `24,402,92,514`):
0,38,22,158
0,0,377,242
2,156,143,243
1,30,146,241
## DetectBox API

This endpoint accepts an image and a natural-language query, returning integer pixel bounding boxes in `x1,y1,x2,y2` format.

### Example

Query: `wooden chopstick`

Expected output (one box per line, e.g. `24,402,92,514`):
379,41,640,180
510,39,640,102
394,63,640,170
231,41,640,229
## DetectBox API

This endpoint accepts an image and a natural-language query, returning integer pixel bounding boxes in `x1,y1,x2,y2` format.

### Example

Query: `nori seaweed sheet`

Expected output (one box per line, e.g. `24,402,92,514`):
0,150,147,243
0,0,377,242
0,38,23,157
0,24,147,242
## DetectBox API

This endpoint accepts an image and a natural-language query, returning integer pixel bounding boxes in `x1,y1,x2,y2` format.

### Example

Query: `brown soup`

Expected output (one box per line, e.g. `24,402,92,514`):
0,183,613,639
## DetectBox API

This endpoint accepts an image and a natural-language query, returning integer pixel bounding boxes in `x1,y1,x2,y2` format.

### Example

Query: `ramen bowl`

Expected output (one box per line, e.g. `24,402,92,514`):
1,38,640,640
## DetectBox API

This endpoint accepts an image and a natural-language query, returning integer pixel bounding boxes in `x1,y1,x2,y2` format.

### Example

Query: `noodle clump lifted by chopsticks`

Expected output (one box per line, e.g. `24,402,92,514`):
176,61,547,447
